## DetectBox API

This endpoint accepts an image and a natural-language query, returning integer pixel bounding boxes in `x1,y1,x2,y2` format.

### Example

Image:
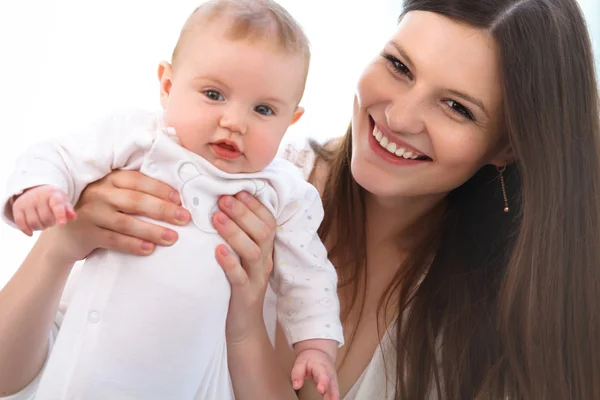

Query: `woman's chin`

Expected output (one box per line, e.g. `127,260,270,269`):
350,157,406,198
350,156,452,201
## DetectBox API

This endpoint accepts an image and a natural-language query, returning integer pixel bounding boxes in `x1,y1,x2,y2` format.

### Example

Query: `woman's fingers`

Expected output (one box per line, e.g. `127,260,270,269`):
62,208,158,257
82,170,187,225
234,192,277,232
216,193,276,281
80,182,190,227
212,212,262,264
216,193,276,344
71,170,190,253
104,188,190,226
214,244,248,286
217,195,273,245
96,228,156,256
78,204,178,247
106,170,181,205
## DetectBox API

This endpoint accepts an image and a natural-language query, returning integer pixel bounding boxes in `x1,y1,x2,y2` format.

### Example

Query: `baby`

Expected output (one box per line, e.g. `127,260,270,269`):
2,1,342,399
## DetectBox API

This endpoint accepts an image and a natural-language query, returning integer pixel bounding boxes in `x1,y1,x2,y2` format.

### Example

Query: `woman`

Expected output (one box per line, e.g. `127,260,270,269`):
1,0,599,399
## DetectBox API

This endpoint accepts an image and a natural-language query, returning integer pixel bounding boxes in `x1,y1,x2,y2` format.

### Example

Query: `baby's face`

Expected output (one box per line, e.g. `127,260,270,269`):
158,20,306,174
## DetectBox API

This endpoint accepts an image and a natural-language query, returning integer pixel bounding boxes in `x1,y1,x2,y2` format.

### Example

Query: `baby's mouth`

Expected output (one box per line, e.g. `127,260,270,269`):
216,142,237,152
210,139,242,160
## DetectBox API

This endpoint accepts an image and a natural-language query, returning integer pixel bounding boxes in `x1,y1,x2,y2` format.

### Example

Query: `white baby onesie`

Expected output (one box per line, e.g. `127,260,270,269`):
2,109,343,400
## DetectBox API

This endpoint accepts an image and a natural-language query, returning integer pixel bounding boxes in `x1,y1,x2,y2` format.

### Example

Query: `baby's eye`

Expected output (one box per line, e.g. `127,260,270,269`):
204,90,224,101
255,105,274,116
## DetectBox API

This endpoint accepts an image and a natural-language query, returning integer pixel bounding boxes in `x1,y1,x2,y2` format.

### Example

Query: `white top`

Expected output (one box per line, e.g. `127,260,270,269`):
1,138,397,400
2,268,398,400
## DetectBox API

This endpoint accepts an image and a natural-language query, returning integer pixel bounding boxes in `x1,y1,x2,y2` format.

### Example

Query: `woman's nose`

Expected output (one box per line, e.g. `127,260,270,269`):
385,95,426,135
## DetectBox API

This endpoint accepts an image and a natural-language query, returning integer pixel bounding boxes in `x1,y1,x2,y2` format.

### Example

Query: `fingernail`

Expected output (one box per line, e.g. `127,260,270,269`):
175,209,189,223
220,246,230,256
238,192,250,203
141,241,154,251
169,191,180,203
162,230,176,243
222,196,234,208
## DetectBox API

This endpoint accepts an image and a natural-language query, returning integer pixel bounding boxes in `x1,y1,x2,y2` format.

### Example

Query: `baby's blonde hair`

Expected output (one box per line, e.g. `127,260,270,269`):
172,0,311,72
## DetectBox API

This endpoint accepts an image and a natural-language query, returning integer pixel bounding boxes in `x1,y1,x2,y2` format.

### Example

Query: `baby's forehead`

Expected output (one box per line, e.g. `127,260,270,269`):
172,3,310,70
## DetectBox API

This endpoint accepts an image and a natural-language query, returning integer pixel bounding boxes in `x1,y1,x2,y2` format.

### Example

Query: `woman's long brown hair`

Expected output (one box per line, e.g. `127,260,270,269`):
313,0,600,398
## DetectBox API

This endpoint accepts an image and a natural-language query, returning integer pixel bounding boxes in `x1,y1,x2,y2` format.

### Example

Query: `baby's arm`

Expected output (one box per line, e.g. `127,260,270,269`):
270,178,343,399
4,110,156,233
291,339,339,400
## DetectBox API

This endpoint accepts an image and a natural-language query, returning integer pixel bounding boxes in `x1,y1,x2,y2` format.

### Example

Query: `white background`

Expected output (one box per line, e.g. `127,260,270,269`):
0,0,597,288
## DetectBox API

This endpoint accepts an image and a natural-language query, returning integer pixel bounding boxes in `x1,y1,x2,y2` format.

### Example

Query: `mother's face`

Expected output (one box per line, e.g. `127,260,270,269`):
351,11,507,200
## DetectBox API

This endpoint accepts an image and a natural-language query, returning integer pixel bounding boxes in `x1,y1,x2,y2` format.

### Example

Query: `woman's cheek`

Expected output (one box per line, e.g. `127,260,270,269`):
435,134,492,173
356,63,389,110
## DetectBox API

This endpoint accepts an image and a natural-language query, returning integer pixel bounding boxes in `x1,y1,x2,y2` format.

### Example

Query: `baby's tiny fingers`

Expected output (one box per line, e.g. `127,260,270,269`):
38,198,56,228
291,361,308,390
316,370,331,395
65,202,77,220
328,377,340,400
14,209,33,237
49,191,69,226
25,207,44,231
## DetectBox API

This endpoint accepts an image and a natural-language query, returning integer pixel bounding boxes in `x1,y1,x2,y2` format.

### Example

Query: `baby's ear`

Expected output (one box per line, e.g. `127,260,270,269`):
177,162,201,183
158,61,173,109
290,107,305,126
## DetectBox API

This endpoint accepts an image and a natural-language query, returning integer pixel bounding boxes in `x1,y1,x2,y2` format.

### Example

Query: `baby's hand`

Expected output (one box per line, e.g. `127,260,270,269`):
291,348,339,400
12,185,76,236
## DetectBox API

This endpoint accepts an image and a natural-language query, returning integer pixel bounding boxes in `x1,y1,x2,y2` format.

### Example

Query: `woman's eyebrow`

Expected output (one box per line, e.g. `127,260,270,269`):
389,41,415,70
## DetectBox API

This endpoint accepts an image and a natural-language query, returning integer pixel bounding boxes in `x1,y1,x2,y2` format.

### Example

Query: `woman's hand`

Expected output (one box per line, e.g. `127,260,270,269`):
213,192,277,344
212,194,299,400
48,170,191,264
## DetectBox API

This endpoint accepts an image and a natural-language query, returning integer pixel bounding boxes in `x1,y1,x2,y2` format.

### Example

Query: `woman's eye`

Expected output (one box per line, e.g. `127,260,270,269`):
383,53,413,79
204,90,224,101
443,99,475,121
255,105,274,116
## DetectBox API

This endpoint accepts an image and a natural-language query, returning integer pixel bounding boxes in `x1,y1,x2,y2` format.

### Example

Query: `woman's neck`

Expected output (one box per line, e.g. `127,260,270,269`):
364,192,446,249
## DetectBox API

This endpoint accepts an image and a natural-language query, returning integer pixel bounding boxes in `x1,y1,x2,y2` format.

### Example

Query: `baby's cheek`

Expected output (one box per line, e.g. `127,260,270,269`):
246,134,282,170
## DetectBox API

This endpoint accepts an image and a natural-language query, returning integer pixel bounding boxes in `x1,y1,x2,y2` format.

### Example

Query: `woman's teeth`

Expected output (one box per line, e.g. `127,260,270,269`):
372,126,421,160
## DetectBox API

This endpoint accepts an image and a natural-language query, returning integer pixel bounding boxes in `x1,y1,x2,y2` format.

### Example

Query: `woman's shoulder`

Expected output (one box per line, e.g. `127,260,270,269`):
279,142,317,180
279,137,342,195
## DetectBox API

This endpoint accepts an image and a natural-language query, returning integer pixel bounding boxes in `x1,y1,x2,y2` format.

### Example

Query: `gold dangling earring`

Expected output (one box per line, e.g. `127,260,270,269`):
497,164,509,213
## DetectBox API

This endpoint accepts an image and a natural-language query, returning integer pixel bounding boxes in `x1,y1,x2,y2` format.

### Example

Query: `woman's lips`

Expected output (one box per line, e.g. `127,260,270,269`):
367,118,432,166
